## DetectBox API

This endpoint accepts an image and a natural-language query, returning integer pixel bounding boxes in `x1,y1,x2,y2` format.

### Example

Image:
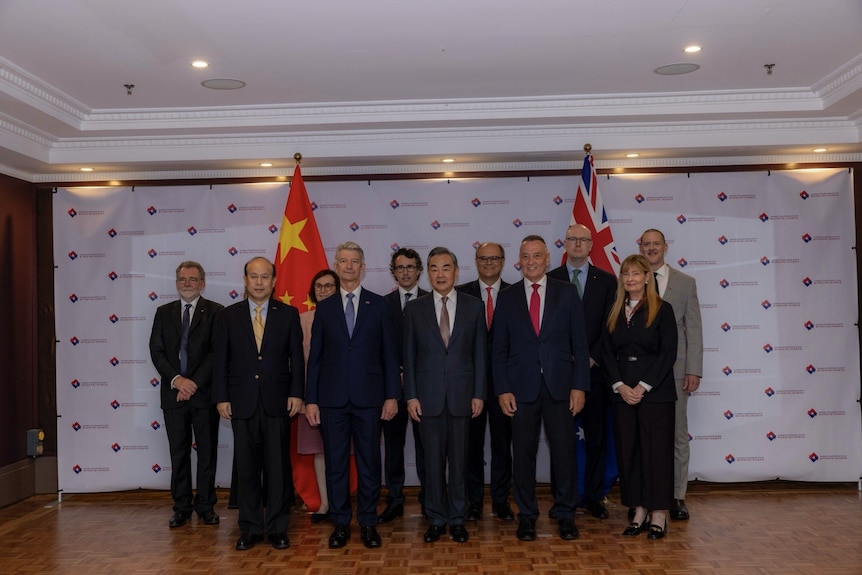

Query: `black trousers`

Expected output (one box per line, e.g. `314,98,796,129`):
163,402,220,515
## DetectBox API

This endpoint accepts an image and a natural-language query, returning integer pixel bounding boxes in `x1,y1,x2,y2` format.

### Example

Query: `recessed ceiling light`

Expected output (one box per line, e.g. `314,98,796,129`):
812,148,828,153
191,60,209,68
655,63,700,75
684,45,702,53
80,167,93,172
201,78,246,90
260,162,273,167
626,153,640,158
442,158,455,163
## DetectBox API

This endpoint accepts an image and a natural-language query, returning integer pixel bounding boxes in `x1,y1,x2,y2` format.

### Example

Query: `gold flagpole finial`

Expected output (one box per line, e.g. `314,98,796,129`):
583,143,592,154
293,153,302,164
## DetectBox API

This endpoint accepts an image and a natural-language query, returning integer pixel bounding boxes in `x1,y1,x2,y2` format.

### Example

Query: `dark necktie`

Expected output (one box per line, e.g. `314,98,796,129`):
529,283,540,335
345,293,356,336
485,286,494,331
179,303,191,376
572,268,583,298
403,291,412,311
439,296,450,347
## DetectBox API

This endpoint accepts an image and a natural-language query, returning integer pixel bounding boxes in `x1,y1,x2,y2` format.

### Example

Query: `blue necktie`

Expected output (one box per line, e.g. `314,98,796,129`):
179,303,191,376
345,293,356,336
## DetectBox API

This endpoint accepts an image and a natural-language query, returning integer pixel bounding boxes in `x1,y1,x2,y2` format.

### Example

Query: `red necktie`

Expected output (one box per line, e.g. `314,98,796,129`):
529,283,540,335
485,286,494,331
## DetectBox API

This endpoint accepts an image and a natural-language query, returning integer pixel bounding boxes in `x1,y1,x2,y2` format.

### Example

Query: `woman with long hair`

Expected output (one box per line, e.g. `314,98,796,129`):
601,254,677,540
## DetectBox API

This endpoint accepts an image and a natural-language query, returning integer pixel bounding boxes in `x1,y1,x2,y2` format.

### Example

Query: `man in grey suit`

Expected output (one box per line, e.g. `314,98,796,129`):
404,247,486,544
639,229,703,521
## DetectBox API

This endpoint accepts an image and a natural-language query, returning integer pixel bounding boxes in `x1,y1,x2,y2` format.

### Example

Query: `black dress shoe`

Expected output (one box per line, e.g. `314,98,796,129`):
310,512,329,524
466,503,481,521
424,524,445,543
670,499,690,521
378,502,404,523
361,525,382,548
450,524,469,543
516,518,537,541
235,533,263,551
586,501,609,519
647,520,668,540
558,518,579,540
328,524,350,548
168,512,190,528
198,510,219,525
269,532,290,549
492,502,514,521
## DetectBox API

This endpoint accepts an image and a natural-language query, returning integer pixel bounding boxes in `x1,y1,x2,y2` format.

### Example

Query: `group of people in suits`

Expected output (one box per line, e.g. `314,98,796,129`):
147,224,702,549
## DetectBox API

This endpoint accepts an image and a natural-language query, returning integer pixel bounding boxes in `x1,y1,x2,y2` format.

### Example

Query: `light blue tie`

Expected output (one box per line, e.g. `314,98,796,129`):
345,293,356,336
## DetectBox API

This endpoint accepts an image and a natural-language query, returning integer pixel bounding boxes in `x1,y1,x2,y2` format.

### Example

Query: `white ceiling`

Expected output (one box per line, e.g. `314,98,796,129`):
2,0,862,183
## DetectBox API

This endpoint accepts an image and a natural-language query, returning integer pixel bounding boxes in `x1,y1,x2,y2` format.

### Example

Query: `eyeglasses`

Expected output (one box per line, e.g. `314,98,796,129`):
176,277,201,284
476,256,503,263
314,282,336,290
565,237,592,244
394,265,418,272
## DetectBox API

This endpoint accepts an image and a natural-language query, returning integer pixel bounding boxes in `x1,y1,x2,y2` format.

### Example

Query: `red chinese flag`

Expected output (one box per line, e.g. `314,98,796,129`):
274,164,356,512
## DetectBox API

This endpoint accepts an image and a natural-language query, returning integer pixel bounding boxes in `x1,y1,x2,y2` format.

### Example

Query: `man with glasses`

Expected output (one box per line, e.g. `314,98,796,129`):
380,248,429,522
150,261,224,529
548,224,617,520
455,242,514,522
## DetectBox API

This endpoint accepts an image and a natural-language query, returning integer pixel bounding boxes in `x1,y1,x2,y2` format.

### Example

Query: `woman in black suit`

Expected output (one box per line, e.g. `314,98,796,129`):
601,254,677,540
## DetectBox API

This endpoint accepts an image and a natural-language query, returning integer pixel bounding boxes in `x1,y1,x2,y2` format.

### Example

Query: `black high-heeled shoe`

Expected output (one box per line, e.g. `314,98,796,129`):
647,519,668,540
622,518,649,536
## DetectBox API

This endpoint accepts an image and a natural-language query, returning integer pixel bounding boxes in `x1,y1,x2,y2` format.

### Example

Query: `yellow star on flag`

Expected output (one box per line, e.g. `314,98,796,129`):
278,215,309,263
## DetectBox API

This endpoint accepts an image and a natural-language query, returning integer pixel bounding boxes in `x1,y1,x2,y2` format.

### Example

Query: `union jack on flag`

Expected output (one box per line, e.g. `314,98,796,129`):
566,153,620,276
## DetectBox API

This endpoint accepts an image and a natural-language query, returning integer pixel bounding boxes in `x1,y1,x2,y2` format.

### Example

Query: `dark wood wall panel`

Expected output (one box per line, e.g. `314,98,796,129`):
0,174,38,467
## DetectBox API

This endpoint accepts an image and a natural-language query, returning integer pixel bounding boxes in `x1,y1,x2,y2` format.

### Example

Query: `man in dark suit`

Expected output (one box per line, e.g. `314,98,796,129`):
548,224,617,519
306,241,401,550
149,261,224,529
639,228,703,521
454,241,514,522
380,247,428,523
212,257,304,551
493,235,590,542
404,247,486,544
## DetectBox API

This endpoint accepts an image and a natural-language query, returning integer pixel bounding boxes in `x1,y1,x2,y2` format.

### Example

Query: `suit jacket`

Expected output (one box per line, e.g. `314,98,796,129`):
492,278,591,402
384,287,429,364
403,292,487,417
661,266,703,380
211,298,304,419
455,279,510,395
306,287,401,408
548,264,616,363
149,296,224,410
600,300,678,403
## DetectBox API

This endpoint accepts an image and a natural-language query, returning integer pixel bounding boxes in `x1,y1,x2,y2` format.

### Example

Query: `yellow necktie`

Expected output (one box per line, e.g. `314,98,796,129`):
253,305,264,351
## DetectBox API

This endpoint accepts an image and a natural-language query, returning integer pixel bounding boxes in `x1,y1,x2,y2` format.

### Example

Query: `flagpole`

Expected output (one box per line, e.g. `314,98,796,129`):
294,152,302,164
584,143,591,155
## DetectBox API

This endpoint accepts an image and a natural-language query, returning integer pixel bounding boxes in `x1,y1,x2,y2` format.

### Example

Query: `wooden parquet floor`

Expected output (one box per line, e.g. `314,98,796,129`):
0,482,860,575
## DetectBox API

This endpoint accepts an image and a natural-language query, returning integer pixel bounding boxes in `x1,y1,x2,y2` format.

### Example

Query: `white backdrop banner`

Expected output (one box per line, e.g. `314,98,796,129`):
54,170,861,492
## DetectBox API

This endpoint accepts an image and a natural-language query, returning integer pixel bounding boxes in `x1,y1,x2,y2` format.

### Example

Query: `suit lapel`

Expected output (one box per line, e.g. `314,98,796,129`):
538,281,559,338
